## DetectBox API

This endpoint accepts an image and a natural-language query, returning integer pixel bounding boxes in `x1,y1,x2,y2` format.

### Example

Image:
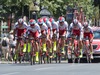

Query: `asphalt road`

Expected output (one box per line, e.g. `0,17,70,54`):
0,62,100,75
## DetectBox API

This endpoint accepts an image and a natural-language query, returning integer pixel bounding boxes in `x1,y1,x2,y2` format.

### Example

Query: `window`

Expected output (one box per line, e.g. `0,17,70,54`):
93,31,100,39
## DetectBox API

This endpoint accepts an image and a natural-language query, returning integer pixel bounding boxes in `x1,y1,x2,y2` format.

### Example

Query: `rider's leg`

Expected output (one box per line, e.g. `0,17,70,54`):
41,35,47,53
61,37,65,54
78,34,83,58
35,41,39,62
52,37,57,58
14,40,19,60
89,40,93,59
78,40,83,57
23,42,26,53
47,34,52,53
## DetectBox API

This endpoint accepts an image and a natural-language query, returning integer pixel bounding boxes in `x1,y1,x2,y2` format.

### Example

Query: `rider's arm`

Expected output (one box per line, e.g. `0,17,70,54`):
65,21,69,32
49,21,52,31
25,26,30,38
37,24,41,37
79,23,84,40
23,23,28,33
66,23,72,38
45,25,48,35
57,24,59,33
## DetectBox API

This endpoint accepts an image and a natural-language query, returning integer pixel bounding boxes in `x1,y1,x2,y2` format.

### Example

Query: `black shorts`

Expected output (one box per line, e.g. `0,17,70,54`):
10,44,16,48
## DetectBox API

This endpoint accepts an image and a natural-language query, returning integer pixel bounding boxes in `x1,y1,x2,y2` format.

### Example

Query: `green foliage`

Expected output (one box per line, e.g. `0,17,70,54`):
0,0,99,20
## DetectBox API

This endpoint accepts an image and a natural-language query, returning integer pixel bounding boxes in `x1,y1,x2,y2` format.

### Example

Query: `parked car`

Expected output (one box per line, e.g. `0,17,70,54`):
91,27,100,62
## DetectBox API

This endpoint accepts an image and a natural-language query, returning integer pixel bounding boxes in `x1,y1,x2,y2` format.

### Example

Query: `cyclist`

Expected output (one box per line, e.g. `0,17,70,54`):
43,17,52,54
38,18,48,53
49,18,59,57
27,19,41,62
68,19,83,58
58,16,68,54
13,18,28,49
13,18,28,61
83,22,94,59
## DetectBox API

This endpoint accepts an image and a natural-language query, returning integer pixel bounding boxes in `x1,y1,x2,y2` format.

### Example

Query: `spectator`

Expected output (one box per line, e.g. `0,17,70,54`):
78,7,85,24
1,34,10,61
9,30,16,61
73,8,79,20
84,16,87,22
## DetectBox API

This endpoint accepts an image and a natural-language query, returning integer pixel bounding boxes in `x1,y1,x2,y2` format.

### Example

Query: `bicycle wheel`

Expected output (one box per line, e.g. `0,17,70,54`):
30,54,33,65
47,55,49,64
30,51,36,65
38,50,42,64
43,52,46,64
49,52,52,63
86,51,91,63
55,53,58,63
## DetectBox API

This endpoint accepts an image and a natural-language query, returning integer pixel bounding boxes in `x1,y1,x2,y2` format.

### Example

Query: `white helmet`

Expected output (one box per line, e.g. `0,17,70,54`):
18,18,23,24
83,22,88,28
73,19,78,25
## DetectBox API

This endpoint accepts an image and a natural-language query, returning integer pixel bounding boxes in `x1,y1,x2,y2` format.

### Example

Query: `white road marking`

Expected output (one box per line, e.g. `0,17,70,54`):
1,72,19,75
35,67,54,71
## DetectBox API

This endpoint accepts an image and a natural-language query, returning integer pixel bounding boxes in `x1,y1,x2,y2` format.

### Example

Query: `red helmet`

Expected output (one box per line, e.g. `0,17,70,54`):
38,18,44,25
49,18,54,24
83,22,88,28
29,19,36,26
58,16,65,22
18,18,23,24
43,17,48,23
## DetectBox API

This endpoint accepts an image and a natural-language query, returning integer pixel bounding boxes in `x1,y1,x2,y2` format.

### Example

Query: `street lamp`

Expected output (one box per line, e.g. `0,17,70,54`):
32,0,40,20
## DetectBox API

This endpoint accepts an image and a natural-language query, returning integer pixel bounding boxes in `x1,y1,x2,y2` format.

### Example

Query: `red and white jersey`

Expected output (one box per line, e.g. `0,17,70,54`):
83,26,93,39
83,26,93,34
27,23,41,38
52,22,59,33
58,21,68,35
67,22,83,40
14,22,28,29
14,22,28,36
69,22,83,34
28,23,40,33
40,23,48,34
58,21,68,31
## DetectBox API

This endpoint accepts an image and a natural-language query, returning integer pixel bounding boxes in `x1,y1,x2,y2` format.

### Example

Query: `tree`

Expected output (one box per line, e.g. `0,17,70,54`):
41,0,67,18
0,0,32,18
0,0,98,21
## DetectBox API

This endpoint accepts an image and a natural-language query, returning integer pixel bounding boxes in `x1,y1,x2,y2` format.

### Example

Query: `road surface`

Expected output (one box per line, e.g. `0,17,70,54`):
0,62,100,75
